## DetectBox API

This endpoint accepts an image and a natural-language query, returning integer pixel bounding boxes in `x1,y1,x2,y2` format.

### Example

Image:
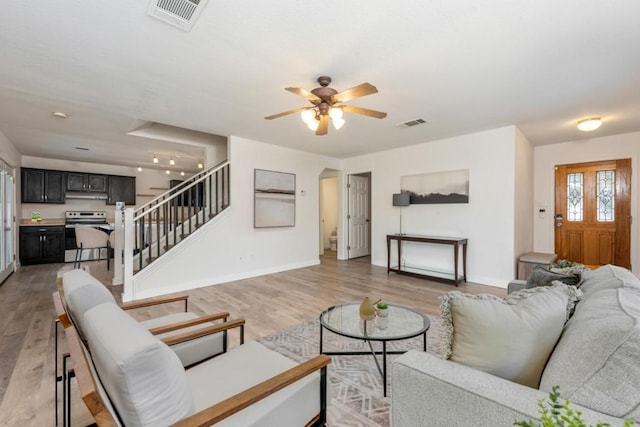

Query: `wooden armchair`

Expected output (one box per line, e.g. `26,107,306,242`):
56,299,330,426
54,268,244,425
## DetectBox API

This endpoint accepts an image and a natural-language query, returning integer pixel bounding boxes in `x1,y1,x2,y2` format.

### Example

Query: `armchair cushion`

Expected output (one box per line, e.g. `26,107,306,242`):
64,284,116,340
83,302,194,427
440,283,581,388
186,341,322,426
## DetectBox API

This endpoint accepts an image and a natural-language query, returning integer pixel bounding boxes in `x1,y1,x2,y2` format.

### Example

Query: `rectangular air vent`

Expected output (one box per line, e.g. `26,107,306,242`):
396,118,428,128
147,0,209,31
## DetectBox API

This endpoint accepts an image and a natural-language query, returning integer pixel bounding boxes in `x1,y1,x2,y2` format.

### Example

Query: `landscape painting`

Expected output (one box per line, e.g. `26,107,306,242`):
401,169,469,204
254,169,296,228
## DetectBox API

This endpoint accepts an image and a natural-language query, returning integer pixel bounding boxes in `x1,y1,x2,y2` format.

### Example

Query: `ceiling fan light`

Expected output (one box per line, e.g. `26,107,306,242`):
329,107,343,120
577,117,602,131
332,117,345,130
307,117,320,131
301,109,315,124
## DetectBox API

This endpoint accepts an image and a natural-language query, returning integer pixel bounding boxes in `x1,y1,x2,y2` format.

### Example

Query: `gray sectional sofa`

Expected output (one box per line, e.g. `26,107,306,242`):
391,264,640,426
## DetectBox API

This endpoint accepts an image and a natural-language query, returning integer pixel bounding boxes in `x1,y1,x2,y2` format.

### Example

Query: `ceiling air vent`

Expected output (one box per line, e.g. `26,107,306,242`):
147,0,209,31
396,118,428,128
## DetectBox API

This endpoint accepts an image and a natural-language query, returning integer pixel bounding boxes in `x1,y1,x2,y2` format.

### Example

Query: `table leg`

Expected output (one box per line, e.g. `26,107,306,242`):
319,323,323,354
423,331,427,352
453,242,459,285
383,341,388,397
462,241,467,282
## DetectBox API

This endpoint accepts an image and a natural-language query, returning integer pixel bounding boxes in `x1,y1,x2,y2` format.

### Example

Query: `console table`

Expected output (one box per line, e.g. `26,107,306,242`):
387,234,467,285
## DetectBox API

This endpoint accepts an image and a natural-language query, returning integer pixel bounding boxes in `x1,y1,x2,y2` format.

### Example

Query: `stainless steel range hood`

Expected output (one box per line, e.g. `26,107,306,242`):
65,192,108,200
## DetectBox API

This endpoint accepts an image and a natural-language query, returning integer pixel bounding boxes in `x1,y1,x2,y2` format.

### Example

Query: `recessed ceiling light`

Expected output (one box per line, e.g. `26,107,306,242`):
577,117,602,132
52,111,68,119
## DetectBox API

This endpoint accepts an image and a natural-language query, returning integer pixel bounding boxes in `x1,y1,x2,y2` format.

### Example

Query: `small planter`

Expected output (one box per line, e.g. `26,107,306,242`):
376,303,389,318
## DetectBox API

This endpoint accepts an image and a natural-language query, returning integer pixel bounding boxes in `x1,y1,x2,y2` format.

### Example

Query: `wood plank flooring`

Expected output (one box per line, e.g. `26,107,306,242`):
0,253,505,426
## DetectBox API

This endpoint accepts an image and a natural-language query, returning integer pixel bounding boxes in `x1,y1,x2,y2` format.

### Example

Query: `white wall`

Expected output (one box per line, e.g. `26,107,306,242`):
131,136,341,299
20,156,200,220
533,131,640,272
514,127,534,266
343,126,520,286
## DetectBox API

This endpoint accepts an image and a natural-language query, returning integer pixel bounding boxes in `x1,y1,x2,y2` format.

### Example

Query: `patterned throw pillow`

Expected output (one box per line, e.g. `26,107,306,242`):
439,283,582,388
526,265,581,289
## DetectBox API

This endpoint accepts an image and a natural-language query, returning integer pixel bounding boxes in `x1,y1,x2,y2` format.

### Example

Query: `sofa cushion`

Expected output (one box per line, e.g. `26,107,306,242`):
440,283,581,388
83,302,194,427
578,264,640,301
186,341,321,426
540,287,640,420
525,265,581,289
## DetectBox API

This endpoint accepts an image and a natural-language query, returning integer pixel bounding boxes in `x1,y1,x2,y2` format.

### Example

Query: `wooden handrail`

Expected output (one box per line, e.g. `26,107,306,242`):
174,355,331,427
147,312,230,335
160,319,245,346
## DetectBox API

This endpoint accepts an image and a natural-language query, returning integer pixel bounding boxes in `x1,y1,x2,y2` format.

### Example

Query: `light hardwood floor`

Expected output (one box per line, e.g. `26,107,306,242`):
0,253,505,426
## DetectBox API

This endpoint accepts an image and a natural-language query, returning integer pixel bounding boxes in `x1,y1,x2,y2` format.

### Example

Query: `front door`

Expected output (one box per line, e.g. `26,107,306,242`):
348,174,370,259
554,159,631,268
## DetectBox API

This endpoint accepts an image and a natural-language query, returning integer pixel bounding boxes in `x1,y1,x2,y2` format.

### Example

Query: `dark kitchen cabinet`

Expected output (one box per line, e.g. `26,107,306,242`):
67,173,107,192
107,175,136,206
21,168,66,203
19,226,65,265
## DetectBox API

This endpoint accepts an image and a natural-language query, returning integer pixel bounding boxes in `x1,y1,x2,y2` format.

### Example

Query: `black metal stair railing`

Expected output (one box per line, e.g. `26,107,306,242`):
132,161,230,273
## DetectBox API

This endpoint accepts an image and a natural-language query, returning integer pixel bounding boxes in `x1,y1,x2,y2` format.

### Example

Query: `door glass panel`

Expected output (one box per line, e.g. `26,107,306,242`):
567,173,583,221
597,170,615,222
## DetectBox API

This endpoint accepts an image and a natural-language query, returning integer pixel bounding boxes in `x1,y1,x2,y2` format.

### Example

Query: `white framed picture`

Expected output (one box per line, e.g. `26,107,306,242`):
254,169,296,228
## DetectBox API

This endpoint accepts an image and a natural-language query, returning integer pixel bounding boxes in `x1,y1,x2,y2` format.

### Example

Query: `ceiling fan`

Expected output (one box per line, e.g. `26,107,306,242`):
265,76,387,136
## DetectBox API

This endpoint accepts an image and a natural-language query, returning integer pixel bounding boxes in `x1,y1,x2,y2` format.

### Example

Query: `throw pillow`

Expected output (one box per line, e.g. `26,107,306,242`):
439,283,581,388
526,265,581,289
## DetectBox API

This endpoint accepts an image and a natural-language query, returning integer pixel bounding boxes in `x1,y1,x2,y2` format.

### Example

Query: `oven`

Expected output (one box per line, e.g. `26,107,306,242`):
64,211,114,263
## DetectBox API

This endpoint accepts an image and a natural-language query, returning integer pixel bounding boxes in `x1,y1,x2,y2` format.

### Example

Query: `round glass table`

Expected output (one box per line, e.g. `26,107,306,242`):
319,302,430,396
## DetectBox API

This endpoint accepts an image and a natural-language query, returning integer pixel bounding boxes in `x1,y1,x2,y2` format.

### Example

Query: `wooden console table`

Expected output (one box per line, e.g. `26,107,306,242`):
387,234,467,285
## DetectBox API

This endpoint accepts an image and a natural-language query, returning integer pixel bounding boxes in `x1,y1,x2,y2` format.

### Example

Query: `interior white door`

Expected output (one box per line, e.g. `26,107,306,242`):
0,168,15,283
348,175,370,259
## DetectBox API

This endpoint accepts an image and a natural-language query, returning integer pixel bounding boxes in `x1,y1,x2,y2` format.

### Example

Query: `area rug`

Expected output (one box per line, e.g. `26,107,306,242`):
257,316,446,427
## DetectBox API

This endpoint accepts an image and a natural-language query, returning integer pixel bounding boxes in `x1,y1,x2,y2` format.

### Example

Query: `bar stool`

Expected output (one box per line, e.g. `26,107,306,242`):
74,226,109,268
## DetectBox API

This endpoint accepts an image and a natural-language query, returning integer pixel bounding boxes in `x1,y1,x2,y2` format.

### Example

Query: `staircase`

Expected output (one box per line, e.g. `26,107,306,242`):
112,161,230,294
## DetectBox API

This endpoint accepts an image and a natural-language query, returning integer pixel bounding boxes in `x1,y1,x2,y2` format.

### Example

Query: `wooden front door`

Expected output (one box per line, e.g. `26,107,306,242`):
554,159,631,268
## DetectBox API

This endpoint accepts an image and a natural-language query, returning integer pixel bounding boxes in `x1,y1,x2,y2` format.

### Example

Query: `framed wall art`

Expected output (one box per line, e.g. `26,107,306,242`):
400,169,469,204
254,169,296,228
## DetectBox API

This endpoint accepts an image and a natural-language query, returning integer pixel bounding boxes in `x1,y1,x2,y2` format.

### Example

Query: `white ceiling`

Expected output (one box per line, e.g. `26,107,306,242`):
1,0,639,171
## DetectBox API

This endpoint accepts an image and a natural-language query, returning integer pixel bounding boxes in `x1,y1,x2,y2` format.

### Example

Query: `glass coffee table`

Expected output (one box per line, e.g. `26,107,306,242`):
319,302,430,396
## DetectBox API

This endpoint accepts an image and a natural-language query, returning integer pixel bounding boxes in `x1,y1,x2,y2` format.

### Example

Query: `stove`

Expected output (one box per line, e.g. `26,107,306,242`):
64,211,113,263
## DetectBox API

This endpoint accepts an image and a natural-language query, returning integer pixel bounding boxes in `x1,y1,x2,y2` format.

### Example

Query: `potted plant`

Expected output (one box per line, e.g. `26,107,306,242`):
376,302,389,318
515,386,635,427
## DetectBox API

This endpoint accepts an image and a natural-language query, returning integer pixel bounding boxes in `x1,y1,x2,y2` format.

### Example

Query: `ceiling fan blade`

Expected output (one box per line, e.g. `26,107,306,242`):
316,115,329,135
285,87,321,102
264,107,312,120
332,83,378,103
342,105,387,119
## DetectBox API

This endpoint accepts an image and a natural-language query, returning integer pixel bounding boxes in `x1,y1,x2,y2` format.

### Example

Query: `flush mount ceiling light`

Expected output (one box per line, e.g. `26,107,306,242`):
52,111,68,119
577,117,602,132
